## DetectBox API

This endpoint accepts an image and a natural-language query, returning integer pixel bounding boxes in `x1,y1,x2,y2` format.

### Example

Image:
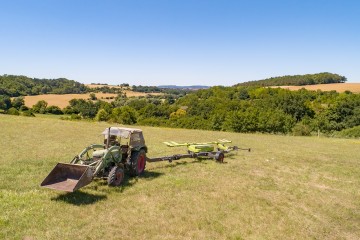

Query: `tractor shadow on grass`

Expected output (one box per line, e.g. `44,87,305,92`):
122,171,164,190
90,170,164,194
52,191,107,205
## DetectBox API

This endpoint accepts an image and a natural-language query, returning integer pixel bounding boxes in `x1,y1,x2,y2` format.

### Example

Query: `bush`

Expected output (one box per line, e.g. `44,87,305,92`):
46,105,63,115
19,105,29,111
111,106,137,124
292,123,311,136
71,114,81,120
95,109,109,121
11,97,25,109
7,107,19,115
32,100,48,113
89,93,97,100
21,110,35,117
62,106,75,115
333,126,360,138
0,95,11,110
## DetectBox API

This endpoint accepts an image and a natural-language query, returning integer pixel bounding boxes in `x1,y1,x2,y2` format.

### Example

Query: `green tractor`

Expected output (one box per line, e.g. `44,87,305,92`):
41,127,147,192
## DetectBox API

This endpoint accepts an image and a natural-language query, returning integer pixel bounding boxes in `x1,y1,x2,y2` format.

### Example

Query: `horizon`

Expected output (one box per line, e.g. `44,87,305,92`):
1,72,358,87
1,0,359,85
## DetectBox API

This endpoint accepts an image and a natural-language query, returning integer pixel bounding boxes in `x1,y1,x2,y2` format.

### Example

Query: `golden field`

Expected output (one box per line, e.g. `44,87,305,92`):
273,83,360,93
23,91,160,108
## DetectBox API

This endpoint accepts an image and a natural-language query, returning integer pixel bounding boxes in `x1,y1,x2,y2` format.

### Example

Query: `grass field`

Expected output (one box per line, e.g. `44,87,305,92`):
0,115,359,239
273,83,360,93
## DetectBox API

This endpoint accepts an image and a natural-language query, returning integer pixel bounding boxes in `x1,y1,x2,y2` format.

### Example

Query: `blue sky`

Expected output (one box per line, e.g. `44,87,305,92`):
0,0,359,86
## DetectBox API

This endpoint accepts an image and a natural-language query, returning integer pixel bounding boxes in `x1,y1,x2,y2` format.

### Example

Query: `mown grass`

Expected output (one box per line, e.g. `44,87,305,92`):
0,114,359,239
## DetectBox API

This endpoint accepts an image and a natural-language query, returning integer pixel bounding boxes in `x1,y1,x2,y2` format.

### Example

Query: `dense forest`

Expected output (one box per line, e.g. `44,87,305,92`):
0,74,190,96
0,75,88,96
237,72,347,87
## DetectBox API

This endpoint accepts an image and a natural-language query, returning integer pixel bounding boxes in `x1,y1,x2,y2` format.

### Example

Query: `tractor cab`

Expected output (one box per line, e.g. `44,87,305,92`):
101,127,147,159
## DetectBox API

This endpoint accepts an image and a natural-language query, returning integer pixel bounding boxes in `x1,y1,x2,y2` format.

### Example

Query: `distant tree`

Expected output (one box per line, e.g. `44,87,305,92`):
210,114,225,131
11,97,25,110
126,98,148,110
0,95,11,110
0,74,89,97
292,122,312,136
68,99,98,118
89,93,97,100
7,107,19,115
237,72,347,87
21,110,35,117
95,109,109,121
47,105,63,115
32,100,48,113
111,106,137,124
170,108,186,118
19,105,29,111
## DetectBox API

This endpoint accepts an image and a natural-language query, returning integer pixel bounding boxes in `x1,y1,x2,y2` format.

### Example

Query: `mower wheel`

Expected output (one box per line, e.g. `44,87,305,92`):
215,151,225,163
129,149,146,177
108,166,124,186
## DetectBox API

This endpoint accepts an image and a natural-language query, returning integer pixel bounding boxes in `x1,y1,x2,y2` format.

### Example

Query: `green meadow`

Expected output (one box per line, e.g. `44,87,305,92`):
0,114,359,239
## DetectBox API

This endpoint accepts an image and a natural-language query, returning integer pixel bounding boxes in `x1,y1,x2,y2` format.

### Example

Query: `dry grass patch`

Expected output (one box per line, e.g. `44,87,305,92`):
0,115,359,239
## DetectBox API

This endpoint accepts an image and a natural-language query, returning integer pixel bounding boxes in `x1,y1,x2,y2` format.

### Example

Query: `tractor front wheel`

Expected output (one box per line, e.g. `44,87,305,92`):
108,166,124,186
129,149,146,177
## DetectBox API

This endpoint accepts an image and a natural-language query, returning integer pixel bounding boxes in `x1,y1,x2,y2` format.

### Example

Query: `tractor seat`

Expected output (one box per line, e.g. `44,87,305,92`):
120,145,129,154
103,137,119,146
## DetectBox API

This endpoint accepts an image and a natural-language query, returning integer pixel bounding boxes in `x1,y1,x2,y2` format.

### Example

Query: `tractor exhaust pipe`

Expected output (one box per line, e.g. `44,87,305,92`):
106,127,111,149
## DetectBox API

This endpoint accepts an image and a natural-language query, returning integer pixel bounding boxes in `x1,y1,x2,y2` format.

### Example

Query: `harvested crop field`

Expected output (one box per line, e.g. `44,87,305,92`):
24,91,161,108
273,83,360,93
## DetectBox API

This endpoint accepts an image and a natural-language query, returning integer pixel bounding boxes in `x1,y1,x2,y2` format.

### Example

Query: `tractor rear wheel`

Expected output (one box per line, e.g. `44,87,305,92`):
215,151,225,163
129,149,146,177
108,166,124,186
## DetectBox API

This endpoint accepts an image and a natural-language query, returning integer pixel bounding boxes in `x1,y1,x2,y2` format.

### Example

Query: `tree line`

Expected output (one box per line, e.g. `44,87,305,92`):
0,74,191,97
0,75,88,97
2,85,359,137
237,72,347,87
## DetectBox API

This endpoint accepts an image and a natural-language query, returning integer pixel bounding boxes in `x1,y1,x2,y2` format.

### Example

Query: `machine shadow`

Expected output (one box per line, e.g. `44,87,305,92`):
117,171,164,191
51,191,107,205
90,170,164,193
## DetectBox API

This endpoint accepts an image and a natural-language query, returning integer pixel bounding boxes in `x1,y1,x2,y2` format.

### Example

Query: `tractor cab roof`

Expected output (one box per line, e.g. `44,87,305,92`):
101,127,143,139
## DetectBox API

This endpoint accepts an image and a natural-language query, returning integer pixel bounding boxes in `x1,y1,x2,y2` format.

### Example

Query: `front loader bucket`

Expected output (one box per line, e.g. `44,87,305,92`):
41,163,93,192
